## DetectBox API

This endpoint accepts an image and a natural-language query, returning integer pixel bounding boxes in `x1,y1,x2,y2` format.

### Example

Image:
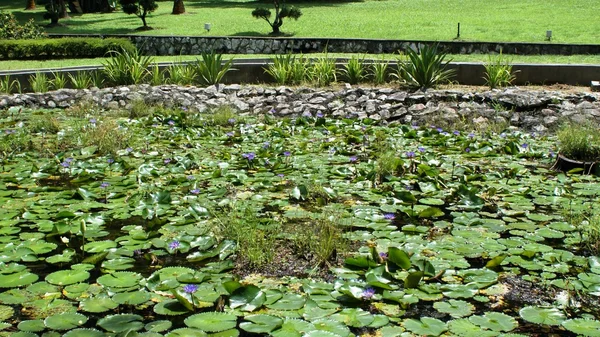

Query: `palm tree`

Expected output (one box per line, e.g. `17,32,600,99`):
172,0,185,14
25,0,36,10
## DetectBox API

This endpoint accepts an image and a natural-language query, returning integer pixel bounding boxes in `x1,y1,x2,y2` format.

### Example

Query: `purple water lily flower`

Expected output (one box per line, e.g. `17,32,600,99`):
187,175,195,180
164,158,171,164
465,147,471,153
379,252,388,260
349,156,358,163
61,161,70,168
190,189,200,195
418,146,426,153
183,284,198,294
168,120,175,126
242,152,256,161
383,213,395,220
453,130,460,136
521,143,528,148
89,118,97,124
316,112,324,118
436,127,443,133
362,287,376,299
126,147,133,153
406,151,416,158
283,151,291,157
468,132,475,139
168,240,181,250
500,133,507,139
100,182,110,189
107,158,114,164
263,142,270,149
228,118,236,125
277,174,285,178
226,132,234,137
269,108,276,114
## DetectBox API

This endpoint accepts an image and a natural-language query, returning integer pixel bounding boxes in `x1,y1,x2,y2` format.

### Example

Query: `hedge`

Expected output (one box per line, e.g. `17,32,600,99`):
0,37,136,60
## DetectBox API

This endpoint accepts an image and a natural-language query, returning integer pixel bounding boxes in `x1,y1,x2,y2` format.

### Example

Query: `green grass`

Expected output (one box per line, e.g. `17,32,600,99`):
1,54,599,72
3,0,600,43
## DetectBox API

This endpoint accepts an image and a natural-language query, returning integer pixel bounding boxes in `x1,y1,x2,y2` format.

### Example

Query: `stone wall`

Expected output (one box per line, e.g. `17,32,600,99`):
49,34,600,56
1,84,599,133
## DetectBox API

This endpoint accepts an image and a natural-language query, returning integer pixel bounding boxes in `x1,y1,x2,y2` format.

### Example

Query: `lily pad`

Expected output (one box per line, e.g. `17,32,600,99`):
184,312,238,332
97,314,144,333
44,312,88,330
562,319,600,337
45,270,90,286
519,306,566,326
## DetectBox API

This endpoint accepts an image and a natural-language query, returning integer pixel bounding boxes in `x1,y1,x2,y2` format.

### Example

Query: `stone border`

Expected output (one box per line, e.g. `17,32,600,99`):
1,60,599,92
48,34,600,56
1,84,598,134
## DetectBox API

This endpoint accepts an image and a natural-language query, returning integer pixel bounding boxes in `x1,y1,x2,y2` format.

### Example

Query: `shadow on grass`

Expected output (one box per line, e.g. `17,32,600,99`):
229,31,269,37
185,0,358,10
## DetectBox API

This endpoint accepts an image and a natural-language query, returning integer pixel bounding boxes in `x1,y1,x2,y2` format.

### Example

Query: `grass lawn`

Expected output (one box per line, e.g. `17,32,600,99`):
3,0,599,43
2,54,600,72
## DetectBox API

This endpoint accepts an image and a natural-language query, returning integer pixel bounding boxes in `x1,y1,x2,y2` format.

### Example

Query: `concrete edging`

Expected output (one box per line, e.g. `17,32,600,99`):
0,60,598,92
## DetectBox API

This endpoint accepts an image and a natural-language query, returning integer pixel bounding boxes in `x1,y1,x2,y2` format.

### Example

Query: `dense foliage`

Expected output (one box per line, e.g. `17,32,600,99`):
0,102,599,336
252,0,302,35
0,37,135,60
0,11,44,40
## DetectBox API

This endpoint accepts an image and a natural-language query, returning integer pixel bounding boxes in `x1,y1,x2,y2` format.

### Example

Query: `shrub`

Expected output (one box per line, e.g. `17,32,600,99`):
0,11,45,40
191,51,235,86
0,75,21,94
339,55,366,85
29,73,50,93
308,56,336,86
483,51,518,89
370,57,390,85
120,0,158,29
394,44,455,90
0,38,135,60
264,53,309,85
252,0,302,35
102,48,154,86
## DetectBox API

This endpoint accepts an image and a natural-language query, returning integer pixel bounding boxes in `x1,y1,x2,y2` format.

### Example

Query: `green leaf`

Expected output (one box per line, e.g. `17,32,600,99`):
239,314,283,333
267,293,305,310
388,247,411,270
230,285,266,311
418,207,445,218
469,312,518,332
97,314,144,333
403,317,447,336
519,306,565,326
45,270,90,286
562,319,600,337
433,300,475,318
404,271,424,289
44,312,88,330
184,312,238,332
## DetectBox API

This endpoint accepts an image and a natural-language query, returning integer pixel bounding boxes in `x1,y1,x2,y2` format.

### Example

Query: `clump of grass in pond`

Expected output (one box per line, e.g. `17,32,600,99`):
483,51,518,89
557,121,600,161
65,100,102,118
213,202,278,267
191,51,235,86
308,55,336,86
0,128,34,155
70,119,133,155
563,203,600,256
29,113,61,134
168,61,196,86
287,210,348,269
207,105,243,127
265,53,309,85
370,57,390,85
128,99,154,119
375,150,404,182
68,71,93,90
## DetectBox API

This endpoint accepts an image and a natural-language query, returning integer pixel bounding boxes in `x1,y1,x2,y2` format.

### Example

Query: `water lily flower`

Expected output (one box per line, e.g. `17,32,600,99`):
228,118,236,125
126,147,133,152
406,151,416,158
500,133,507,138
89,118,97,124
226,132,234,137
263,142,270,149
107,158,114,164
187,175,195,180
468,132,475,139
453,130,460,136
316,112,324,118
242,152,256,161
277,174,285,178
302,111,312,117
550,150,556,158
418,146,426,153
362,287,376,299
183,284,198,294
379,252,388,260
5,129,16,134
283,151,291,157
164,158,171,164
60,161,70,168
190,189,200,195
168,240,181,250
349,156,358,163
383,213,395,220
521,143,528,148
100,182,110,189
168,120,175,126
465,147,471,153
269,108,276,114
436,127,443,133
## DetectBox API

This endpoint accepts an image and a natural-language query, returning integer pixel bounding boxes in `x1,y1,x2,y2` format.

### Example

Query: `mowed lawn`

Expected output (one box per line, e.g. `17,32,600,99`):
3,0,599,43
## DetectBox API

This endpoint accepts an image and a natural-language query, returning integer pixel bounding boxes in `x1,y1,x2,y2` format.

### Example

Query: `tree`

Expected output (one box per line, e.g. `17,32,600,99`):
120,0,158,30
172,0,185,14
252,0,301,35
25,0,36,10
43,0,68,26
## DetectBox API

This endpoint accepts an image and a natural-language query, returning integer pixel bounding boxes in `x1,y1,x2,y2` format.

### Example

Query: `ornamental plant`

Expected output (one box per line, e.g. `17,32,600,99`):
394,44,455,90
556,121,600,161
120,0,158,30
483,51,518,89
252,0,302,35
0,11,44,39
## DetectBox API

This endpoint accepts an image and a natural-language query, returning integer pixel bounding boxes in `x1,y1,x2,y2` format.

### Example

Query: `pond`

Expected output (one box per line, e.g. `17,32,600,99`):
0,103,599,337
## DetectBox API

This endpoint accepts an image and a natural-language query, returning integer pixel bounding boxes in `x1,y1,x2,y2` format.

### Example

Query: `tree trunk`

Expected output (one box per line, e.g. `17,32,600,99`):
271,23,281,35
172,0,185,14
57,0,69,18
141,12,148,28
25,0,36,10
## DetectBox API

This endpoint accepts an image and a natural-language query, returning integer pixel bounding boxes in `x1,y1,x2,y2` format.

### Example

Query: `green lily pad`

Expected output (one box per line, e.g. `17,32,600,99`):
97,271,142,288
403,317,447,336
113,290,152,305
0,271,39,288
312,319,351,337
44,312,88,330
154,299,190,316
17,319,45,332
146,320,173,332
45,270,90,286
80,296,119,313
239,314,283,333
562,319,600,337
167,328,208,337
184,312,238,332
97,314,144,333
330,308,374,328
469,312,518,332
433,300,475,318
230,285,266,312
519,306,566,326
267,293,306,310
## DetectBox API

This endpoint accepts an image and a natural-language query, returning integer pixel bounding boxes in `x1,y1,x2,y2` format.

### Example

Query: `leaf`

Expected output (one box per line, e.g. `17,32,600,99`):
469,312,518,332
418,207,444,218
45,270,90,286
239,314,283,333
404,271,424,289
230,285,266,311
80,296,119,313
403,317,447,336
184,312,238,332
562,319,600,337
97,314,144,333
266,293,305,310
519,306,566,326
387,247,411,270
0,271,38,288
433,300,475,318
44,312,88,330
